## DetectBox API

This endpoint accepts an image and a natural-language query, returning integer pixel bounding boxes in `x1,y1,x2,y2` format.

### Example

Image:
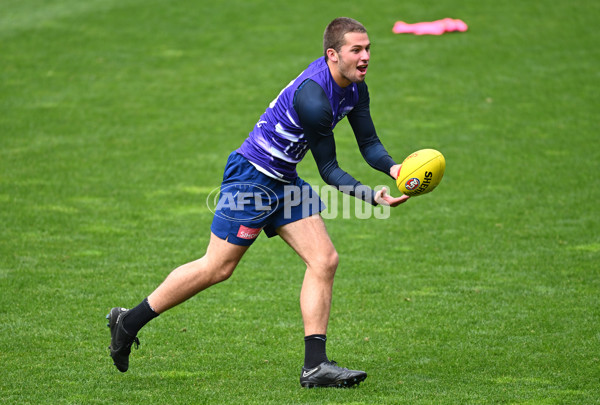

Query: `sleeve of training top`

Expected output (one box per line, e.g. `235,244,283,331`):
293,79,377,205
347,82,397,178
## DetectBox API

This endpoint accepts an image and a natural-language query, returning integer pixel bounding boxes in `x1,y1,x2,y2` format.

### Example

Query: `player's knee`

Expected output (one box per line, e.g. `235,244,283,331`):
313,248,338,279
213,268,232,283
208,258,239,284
328,249,339,273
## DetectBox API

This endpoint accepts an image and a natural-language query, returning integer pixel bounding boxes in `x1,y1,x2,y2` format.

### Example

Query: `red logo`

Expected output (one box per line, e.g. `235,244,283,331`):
405,178,420,191
237,225,262,240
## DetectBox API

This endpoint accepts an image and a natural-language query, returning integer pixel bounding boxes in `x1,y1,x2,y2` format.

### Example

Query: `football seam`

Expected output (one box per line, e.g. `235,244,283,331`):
398,155,442,183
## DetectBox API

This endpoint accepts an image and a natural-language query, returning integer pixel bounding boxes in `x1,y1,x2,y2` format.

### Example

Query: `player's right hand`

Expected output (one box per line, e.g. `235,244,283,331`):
374,187,410,207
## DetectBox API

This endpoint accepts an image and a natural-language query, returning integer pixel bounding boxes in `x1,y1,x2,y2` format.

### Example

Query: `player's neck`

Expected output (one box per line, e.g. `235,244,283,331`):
326,59,351,88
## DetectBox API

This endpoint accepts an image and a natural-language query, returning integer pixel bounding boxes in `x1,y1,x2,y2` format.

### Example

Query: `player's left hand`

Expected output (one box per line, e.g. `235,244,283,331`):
374,187,410,207
390,164,402,179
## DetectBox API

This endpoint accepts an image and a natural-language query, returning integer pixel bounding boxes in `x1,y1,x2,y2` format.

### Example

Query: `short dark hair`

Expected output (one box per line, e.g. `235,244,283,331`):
323,17,367,59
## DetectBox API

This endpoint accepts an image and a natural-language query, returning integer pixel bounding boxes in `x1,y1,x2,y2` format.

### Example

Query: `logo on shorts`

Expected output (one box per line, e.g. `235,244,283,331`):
405,178,420,191
237,225,262,240
206,182,279,222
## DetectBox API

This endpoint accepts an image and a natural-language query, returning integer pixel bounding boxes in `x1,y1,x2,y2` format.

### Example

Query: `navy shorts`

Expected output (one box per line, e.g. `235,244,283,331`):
210,152,325,246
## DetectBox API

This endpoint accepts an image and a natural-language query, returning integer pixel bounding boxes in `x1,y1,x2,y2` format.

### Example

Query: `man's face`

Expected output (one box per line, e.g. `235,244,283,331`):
328,32,371,87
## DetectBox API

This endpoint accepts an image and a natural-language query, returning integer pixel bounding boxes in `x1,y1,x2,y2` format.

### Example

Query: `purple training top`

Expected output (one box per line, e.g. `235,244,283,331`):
237,57,359,182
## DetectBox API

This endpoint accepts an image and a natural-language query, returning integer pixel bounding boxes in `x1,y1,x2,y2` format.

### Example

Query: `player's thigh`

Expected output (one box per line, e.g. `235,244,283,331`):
204,232,251,273
276,214,338,270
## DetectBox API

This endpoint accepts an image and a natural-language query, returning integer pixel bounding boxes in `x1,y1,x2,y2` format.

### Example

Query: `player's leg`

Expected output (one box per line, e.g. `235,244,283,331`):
107,232,249,372
107,151,269,372
276,214,367,388
277,214,338,337
147,232,249,313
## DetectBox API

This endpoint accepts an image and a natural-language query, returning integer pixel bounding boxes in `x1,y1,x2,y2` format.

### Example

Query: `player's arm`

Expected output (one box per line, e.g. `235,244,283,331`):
293,79,379,205
346,82,409,206
347,82,402,180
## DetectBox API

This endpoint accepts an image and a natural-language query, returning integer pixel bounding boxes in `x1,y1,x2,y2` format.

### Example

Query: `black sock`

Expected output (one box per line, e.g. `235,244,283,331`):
122,297,159,336
304,334,329,368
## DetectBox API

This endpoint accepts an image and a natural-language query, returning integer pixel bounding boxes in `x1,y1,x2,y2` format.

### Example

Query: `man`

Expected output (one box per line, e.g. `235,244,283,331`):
107,17,409,388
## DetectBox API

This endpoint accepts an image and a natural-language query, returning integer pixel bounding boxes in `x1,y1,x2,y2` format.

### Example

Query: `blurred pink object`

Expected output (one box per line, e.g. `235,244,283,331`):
393,18,468,35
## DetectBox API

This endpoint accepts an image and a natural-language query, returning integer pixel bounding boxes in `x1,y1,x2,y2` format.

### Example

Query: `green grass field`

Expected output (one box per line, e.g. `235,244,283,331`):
1,0,599,403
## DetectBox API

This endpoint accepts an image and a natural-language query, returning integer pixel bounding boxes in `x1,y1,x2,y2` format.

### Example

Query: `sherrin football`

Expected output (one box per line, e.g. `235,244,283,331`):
396,149,446,196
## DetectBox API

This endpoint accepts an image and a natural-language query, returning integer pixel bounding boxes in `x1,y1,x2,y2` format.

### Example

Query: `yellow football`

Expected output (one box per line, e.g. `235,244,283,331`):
396,149,446,196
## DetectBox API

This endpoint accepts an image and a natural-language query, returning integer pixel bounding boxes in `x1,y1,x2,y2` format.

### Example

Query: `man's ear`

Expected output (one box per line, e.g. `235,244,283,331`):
326,48,338,62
